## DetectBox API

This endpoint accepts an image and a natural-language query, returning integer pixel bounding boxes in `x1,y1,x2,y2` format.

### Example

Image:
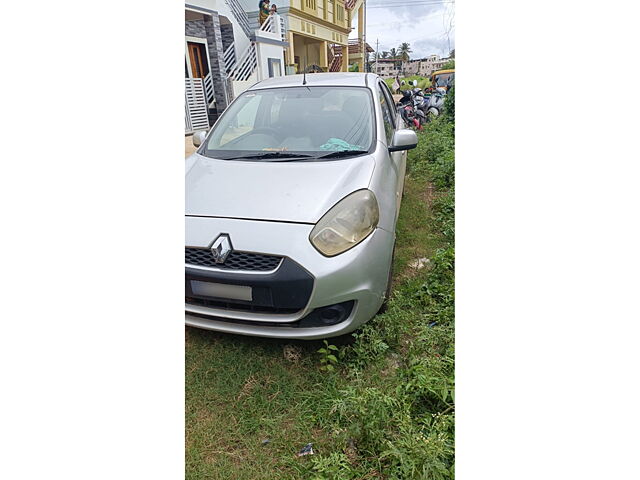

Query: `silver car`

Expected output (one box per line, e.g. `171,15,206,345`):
185,73,417,339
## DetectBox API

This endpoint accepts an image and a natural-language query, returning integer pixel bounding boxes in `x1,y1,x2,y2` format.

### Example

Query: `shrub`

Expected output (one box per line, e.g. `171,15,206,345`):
443,85,455,124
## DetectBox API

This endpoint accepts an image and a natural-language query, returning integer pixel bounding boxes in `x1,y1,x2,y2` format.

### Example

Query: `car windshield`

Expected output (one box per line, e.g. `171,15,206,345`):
434,73,454,87
202,86,374,161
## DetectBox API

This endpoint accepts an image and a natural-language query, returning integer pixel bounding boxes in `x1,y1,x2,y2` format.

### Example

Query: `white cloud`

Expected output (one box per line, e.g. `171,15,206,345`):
350,1,455,59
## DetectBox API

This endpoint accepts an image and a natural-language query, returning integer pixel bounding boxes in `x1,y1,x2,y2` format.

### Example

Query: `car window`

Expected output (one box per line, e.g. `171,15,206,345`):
218,94,262,145
435,73,454,87
204,87,374,159
380,81,397,129
378,82,395,144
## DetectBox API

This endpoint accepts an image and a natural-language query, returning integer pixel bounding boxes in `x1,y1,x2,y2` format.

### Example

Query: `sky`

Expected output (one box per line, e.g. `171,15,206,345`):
349,0,455,60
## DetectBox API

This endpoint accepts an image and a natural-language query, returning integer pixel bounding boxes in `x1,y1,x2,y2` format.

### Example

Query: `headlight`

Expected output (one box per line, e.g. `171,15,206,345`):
309,190,379,257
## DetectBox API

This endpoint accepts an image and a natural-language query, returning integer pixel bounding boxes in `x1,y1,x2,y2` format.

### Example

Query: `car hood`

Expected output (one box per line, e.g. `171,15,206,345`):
185,152,376,224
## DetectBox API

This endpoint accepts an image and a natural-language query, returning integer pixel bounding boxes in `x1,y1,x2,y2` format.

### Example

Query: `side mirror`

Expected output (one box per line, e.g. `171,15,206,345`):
192,130,207,147
389,129,418,152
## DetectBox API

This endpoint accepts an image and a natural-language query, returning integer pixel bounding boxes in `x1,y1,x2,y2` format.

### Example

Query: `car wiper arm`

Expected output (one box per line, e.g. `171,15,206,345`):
224,152,314,161
316,150,369,159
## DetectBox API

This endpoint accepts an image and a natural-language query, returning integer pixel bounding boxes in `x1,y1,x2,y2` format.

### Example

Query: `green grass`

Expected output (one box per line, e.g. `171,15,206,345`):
385,75,431,91
186,106,455,478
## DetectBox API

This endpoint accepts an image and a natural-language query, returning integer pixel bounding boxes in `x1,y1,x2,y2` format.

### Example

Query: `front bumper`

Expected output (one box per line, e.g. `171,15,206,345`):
185,216,394,339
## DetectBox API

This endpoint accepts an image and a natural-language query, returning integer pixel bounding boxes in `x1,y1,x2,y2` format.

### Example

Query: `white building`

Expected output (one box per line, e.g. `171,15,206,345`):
374,58,400,78
403,54,451,77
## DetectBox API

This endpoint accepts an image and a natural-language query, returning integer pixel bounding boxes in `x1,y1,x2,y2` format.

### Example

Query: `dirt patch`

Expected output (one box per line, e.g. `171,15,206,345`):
423,181,437,208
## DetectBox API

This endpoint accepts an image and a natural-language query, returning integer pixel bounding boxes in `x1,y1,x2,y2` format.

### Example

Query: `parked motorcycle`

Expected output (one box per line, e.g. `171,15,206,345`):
396,80,424,130
423,87,447,121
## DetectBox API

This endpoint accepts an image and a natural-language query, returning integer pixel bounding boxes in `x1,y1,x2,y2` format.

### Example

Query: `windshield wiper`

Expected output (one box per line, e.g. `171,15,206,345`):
316,150,369,159
223,152,314,161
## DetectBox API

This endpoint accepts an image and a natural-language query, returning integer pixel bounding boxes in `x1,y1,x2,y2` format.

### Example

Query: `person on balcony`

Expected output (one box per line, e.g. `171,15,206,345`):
259,0,270,25
270,4,278,14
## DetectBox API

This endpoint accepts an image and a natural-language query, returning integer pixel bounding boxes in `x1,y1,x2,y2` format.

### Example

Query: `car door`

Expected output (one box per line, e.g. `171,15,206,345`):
377,80,407,221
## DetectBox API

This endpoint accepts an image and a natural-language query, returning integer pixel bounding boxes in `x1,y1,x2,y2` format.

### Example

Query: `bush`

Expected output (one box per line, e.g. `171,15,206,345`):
408,118,455,186
441,59,455,70
443,85,455,124
385,75,431,92
432,190,455,243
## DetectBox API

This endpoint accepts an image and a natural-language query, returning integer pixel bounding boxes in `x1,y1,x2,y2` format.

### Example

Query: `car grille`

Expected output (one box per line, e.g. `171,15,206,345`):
185,296,299,315
185,248,283,272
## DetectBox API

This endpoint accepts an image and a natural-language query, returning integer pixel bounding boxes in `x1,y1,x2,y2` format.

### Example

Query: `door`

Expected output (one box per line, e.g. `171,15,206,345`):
187,42,209,79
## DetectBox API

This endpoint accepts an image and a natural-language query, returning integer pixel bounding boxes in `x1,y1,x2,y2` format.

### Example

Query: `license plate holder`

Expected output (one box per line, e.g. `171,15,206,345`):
190,280,253,302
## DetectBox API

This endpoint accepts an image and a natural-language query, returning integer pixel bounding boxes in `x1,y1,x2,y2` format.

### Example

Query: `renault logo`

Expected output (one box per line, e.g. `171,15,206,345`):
210,234,233,264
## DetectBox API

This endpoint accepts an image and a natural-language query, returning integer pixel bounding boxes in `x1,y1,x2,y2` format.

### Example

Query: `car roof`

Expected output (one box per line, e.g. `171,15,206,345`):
432,69,455,75
248,72,379,90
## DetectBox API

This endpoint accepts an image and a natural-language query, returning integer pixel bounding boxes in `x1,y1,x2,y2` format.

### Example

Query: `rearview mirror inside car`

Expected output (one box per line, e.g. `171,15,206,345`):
192,130,207,148
389,129,418,152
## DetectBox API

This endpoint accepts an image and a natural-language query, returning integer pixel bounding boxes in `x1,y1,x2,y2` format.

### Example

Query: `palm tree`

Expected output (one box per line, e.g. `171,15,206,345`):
398,42,412,61
398,42,412,75
389,47,399,69
381,51,390,59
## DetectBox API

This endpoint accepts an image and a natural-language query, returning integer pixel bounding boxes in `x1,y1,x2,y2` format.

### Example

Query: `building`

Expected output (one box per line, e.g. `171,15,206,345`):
185,0,287,133
401,54,452,78
185,0,367,133
373,58,400,78
244,0,367,74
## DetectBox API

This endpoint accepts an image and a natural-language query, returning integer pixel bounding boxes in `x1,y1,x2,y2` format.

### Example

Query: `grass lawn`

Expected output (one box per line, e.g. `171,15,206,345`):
185,103,455,478
385,75,431,92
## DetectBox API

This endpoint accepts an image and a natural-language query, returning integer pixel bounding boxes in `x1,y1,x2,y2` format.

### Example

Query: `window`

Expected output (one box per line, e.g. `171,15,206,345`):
204,87,374,158
378,81,395,143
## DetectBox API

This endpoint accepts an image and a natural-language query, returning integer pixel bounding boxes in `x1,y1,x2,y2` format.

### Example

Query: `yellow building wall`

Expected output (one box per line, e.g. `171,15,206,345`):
287,15,347,45
290,0,350,30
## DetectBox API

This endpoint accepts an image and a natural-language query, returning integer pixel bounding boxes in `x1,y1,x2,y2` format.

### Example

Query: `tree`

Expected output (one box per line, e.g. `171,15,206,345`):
389,47,400,69
442,59,455,70
449,48,455,59
398,42,412,62
398,43,412,75
381,51,390,59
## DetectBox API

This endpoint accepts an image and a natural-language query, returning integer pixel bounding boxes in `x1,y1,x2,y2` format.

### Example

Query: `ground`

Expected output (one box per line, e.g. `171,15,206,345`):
185,135,197,157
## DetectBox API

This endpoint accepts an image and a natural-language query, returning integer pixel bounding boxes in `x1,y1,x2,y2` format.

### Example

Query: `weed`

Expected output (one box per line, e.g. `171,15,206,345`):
318,340,339,372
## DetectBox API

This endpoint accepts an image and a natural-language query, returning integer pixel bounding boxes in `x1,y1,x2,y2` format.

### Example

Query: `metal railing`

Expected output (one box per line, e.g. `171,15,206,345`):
223,0,252,37
185,78,209,133
203,72,215,106
259,13,286,41
223,43,237,74
229,43,257,81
